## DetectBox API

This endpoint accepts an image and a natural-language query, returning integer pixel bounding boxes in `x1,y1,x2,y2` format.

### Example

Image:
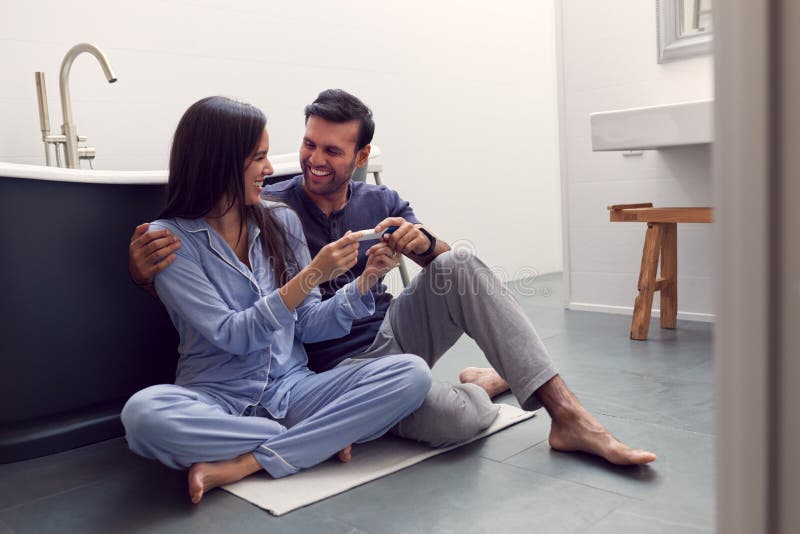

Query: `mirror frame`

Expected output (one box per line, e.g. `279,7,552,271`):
656,0,713,63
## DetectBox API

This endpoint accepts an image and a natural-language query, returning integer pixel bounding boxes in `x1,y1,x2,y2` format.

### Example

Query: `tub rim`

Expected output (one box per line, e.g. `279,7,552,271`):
0,146,382,185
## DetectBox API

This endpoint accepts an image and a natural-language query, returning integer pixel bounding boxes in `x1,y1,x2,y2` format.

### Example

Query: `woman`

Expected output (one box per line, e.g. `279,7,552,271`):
121,96,431,504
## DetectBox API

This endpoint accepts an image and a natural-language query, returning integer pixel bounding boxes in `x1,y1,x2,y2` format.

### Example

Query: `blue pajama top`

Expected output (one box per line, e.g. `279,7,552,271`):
149,201,375,419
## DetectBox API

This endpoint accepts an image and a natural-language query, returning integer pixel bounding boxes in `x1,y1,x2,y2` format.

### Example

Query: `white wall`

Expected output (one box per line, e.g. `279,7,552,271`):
0,0,563,280
557,0,714,318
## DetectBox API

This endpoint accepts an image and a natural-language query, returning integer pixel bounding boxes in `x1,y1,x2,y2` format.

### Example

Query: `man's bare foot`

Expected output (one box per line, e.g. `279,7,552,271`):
337,445,352,463
459,367,510,398
187,453,261,504
536,375,655,465
548,408,656,465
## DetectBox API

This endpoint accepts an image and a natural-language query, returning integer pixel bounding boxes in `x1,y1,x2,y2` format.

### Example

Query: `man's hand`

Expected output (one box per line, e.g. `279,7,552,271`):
374,217,431,256
129,223,181,286
357,242,399,295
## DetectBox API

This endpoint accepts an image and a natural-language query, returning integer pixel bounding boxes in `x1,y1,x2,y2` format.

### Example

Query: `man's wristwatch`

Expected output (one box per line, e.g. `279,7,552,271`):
416,227,437,257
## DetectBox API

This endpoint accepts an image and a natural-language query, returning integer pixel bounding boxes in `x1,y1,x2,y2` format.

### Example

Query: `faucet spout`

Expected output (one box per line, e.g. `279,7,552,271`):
59,43,117,168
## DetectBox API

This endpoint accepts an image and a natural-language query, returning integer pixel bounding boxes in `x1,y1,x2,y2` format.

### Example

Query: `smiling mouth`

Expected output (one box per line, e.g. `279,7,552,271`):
308,166,333,178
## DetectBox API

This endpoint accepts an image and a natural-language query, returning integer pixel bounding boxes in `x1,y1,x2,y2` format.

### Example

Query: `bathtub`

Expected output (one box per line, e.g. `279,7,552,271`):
0,159,302,463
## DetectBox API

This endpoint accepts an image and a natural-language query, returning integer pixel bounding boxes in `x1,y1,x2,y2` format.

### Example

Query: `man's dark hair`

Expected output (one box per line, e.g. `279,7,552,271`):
304,89,375,151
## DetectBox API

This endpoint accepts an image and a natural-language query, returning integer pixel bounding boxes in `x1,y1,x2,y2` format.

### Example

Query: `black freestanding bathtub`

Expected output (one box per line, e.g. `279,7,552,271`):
0,164,179,463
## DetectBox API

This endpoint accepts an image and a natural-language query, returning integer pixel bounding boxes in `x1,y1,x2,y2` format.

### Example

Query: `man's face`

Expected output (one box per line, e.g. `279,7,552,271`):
299,116,368,198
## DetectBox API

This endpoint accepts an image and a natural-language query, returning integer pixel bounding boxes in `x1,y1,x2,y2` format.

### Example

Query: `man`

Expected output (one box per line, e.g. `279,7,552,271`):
131,89,655,464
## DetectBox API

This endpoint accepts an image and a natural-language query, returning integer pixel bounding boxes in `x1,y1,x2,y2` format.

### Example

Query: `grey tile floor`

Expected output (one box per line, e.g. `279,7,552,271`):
0,273,714,533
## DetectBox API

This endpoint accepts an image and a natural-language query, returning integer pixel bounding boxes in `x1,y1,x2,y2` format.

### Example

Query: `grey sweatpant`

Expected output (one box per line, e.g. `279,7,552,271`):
347,248,558,447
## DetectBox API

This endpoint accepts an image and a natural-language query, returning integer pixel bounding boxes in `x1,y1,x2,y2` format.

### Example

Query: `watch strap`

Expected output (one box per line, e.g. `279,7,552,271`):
416,227,437,257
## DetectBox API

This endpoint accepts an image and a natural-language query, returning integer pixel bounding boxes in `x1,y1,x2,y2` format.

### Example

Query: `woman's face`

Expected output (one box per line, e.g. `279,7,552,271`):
243,128,273,206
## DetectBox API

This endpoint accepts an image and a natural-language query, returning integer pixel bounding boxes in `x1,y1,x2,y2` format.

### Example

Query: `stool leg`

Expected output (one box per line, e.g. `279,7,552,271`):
660,223,678,329
631,223,662,340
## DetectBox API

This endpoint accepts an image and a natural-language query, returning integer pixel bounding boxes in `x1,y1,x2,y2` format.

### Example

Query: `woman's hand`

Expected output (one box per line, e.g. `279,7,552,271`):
279,232,362,311
309,231,361,283
357,242,399,295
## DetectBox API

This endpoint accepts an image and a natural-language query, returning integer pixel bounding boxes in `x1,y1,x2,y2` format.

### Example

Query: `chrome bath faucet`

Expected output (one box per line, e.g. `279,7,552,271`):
35,43,117,168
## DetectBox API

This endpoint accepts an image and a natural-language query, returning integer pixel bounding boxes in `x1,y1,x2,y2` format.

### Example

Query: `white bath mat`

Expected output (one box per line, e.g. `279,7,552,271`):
223,403,536,515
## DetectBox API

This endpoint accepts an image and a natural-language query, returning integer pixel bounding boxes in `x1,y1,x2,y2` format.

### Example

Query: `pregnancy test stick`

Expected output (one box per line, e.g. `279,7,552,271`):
356,225,399,241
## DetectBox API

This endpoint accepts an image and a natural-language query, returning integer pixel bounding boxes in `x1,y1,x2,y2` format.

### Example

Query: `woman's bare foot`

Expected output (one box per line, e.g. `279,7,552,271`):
337,445,352,463
459,367,510,398
187,453,261,504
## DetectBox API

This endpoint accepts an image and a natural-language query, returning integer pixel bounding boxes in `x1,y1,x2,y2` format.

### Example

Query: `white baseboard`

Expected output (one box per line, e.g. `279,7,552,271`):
567,301,716,323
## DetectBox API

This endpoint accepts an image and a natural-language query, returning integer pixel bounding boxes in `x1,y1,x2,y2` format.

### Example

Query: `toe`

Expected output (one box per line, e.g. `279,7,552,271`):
337,446,352,463
458,367,477,383
188,465,206,504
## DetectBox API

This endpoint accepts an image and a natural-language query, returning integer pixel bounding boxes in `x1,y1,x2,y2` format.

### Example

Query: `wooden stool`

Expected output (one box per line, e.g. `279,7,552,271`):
608,203,713,340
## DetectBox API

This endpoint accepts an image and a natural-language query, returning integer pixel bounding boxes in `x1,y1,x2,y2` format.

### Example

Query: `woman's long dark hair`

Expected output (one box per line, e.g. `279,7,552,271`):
160,96,297,284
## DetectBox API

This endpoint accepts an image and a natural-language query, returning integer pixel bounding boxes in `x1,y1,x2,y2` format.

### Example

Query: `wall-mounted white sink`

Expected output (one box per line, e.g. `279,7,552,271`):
590,100,713,151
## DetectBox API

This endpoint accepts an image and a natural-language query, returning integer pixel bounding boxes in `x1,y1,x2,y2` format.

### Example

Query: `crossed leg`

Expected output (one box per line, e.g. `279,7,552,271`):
123,355,431,504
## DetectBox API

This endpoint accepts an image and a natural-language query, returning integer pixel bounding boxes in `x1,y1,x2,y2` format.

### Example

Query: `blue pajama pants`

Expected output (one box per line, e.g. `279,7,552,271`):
121,354,431,478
